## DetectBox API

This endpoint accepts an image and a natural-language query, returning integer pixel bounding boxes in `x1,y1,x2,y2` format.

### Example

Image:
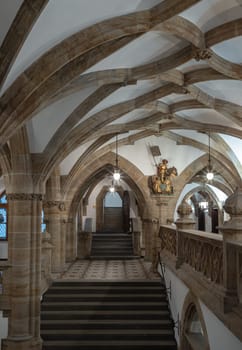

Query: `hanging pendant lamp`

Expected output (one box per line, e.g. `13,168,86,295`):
206,132,214,181
113,134,120,182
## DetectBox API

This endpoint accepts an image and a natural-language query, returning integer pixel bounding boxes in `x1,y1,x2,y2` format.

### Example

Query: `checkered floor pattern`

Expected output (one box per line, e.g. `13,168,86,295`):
61,259,159,281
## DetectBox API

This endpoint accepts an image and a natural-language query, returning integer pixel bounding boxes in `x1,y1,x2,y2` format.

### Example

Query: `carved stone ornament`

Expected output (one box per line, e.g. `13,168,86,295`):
44,201,59,208
58,202,66,211
62,218,73,224
6,193,43,201
177,201,192,218
223,187,242,216
192,47,212,61
148,159,178,195
44,201,65,211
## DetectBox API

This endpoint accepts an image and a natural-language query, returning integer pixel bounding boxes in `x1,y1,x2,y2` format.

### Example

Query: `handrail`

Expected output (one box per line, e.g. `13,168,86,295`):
158,252,179,335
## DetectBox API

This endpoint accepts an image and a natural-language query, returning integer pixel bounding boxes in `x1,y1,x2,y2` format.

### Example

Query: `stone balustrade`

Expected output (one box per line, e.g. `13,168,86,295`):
159,226,223,285
159,224,242,341
160,222,242,315
160,225,177,256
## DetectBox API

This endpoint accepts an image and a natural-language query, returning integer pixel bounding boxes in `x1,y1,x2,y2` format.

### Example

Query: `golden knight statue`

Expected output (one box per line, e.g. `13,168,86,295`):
149,159,177,195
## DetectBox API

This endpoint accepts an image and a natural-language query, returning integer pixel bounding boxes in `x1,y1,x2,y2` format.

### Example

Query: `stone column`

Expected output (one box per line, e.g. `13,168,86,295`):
77,231,92,259
2,193,43,350
143,218,159,262
44,168,65,274
219,187,242,312
41,231,53,293
142,219,153,261
63,214,76,263
44,201,65,274
131,218,141,256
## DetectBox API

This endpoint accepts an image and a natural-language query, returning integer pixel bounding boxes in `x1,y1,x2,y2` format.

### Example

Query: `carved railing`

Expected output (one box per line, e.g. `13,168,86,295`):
159,226,223,286
181,231,223,285
160,225,177,256
226,240,242,304
159,226,242,342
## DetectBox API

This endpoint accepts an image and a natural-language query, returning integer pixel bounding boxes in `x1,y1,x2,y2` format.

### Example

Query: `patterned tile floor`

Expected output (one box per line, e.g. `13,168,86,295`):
60,259,159,281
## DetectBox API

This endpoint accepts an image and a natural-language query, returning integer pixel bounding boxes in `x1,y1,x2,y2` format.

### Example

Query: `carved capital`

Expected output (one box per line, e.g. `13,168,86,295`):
6,193,43,201
44,201,66,211
157,201,169,206
62,218,73,224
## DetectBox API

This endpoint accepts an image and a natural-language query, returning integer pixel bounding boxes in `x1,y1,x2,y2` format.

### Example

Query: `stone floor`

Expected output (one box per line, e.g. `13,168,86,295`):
60,258,160,281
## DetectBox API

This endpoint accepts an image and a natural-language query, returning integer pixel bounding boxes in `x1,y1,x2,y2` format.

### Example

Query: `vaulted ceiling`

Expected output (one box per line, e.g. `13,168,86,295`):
0,0,242,200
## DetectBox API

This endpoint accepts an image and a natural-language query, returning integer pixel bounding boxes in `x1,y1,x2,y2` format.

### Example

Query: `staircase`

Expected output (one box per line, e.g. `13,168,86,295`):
41,280,177,350
90,233,135,259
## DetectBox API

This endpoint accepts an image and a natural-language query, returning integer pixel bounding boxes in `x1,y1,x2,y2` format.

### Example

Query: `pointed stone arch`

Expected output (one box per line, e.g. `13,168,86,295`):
64,152,150,216
180,292,210,350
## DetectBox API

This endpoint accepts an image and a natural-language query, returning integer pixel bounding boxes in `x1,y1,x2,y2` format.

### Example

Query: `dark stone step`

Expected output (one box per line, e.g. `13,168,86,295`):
91,233,134,259
91,247,133,255
42,339,177,350
92,237,132,240
91,245,132,248
90,253,135,257
41,310,171,321
42,294,167,303
41,319,173,330
93,240,132,242
91,246,133,250
41,301,169,311
45,286,166,294
92,233,131,236
92,239,132,241
90,255,134,258
41,329,174,341
51,281,163,287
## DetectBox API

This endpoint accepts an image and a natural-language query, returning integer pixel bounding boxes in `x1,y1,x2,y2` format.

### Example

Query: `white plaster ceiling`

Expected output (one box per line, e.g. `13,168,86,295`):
1,0,242,198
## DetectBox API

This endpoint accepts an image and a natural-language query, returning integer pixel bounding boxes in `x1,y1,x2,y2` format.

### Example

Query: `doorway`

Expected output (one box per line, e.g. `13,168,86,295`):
103,192,123,232
96,188,130,233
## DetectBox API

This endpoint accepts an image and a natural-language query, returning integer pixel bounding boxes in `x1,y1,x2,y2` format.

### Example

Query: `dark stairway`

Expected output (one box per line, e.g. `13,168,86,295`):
90,233,135,259
41,280,177,350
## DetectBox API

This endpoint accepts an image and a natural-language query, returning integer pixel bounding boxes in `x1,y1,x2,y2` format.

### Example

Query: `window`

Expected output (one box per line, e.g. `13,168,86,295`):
41,210,46,233
104,192,122,207
0,194,7,240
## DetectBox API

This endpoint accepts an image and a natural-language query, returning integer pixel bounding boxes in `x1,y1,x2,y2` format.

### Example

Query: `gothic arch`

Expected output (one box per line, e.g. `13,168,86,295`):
64,152,150,216
183,185,221,208
180,292,210,350
176,154,237,195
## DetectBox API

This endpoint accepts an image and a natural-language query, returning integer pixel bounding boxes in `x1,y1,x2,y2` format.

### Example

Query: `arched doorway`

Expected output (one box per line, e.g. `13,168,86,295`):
182,187,221,234
96,187,130,233
103,191,123,232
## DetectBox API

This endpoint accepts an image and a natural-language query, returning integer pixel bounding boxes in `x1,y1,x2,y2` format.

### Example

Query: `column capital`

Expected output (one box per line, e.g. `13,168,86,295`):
6,193,43,201
43,200,65,211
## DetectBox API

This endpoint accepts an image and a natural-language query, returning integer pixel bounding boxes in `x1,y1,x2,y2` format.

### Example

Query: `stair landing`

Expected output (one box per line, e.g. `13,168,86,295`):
61,258,158,281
